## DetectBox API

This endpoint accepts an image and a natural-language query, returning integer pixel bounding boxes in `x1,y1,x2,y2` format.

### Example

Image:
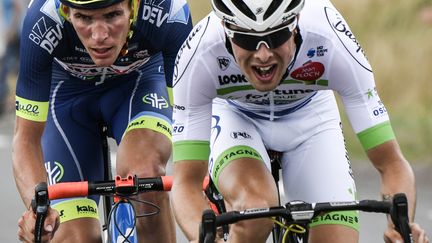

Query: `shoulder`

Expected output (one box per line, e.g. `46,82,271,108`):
25,0,64,26
299,0,345,40
21,0,67,56
133,0,192,49
137,0,191,27
187,12,225,53
298,0,372,72
173,13,228,83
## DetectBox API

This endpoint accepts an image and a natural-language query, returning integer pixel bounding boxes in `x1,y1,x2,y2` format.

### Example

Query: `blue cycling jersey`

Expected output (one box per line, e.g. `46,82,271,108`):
16,0,192,120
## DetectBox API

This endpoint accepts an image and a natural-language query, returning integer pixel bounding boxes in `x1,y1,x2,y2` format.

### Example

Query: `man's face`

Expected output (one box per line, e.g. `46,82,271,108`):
226,22,297,92
66,1,131,67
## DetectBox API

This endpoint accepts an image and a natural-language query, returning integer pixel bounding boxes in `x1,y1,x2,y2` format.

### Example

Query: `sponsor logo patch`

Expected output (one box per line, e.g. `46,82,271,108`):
217,56,231,70
218,74,248,85
142,93,169,109
230,131,252,139
307,46,328,58
291,61,325,81
29,17,62,54
45,161,65,185
307,48,316,58
173,125,184,134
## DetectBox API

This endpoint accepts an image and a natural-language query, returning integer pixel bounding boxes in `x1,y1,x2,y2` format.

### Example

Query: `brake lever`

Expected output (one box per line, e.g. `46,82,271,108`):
199,209,216,243
390,193,413,243
31,182,50,243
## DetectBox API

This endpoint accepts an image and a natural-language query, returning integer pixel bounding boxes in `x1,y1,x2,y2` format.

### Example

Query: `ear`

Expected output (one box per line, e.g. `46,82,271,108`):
59,4,70,21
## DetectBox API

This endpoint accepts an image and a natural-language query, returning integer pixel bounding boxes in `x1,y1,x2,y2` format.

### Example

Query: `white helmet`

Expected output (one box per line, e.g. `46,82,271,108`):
211,0,305,32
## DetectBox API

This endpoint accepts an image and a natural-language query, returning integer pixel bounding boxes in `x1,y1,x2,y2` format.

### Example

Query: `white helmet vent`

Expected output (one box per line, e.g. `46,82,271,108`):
211,0,305,32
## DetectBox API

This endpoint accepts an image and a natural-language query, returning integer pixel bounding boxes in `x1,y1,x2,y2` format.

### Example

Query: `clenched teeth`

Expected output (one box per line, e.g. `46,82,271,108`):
258,66,272,72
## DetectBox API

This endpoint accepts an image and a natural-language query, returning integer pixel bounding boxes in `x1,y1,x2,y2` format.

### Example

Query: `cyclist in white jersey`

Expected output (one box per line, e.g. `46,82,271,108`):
171,0,429,242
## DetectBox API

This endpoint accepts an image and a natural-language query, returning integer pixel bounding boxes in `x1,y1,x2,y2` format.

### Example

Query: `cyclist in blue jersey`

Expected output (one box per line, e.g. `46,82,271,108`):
171,0,429,242
14,0,192,242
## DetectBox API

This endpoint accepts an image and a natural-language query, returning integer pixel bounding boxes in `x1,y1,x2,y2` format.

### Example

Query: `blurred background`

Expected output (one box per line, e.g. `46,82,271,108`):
0,0,25,116
0,0,430,242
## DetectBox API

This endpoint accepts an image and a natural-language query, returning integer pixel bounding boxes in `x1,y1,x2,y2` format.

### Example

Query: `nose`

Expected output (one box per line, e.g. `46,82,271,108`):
254,41,273,62
91,21,109,42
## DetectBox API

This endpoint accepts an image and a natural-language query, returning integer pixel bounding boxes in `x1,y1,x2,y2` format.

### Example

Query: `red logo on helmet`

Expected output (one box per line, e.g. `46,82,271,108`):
291,61,325,81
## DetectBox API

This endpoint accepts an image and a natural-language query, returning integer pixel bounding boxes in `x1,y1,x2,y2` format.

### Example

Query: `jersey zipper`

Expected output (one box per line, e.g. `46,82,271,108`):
269,91,275,121
96,68,108,85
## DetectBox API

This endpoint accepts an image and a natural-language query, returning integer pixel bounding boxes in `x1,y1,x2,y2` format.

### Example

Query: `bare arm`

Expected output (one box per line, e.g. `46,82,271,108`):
171,160,209,242
366,139,416,220
365,139,429,242
12,116,46,207
14,116,60,242
369,141,430,243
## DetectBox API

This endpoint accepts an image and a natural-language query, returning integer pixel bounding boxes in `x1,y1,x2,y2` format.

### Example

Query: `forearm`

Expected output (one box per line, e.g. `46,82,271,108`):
379,159,416,221
367,140,417,221
13,136,46,207
171,160,209,241
172,181,210,240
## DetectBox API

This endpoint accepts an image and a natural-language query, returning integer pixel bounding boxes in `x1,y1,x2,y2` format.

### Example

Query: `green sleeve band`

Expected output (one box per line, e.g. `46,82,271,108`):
15,96,49,122
51,198,99,223
357,121,395,151
124,115,172,141
173,140,210,162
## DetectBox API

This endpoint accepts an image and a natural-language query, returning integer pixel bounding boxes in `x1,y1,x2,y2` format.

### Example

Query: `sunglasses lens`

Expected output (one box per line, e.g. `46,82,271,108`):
231,28,293,51
225,18,297,51
229,27,293,51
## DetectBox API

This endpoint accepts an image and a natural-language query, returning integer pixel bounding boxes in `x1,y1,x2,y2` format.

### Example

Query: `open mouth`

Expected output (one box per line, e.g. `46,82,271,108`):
253,64,277,80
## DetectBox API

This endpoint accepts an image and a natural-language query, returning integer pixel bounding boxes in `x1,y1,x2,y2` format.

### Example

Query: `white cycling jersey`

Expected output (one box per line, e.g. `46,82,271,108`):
172,0,394,158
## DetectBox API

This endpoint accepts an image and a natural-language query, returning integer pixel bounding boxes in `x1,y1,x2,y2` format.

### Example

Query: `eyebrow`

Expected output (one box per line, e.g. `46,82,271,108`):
75,9,124,19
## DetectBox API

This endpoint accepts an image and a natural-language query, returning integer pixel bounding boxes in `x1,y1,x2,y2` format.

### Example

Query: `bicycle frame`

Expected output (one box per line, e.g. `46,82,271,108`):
106,175,139,243
109,201,138,243
103,124,137,243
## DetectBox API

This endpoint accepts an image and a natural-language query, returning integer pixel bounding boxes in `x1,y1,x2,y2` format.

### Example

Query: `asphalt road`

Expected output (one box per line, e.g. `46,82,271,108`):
1,112,431,242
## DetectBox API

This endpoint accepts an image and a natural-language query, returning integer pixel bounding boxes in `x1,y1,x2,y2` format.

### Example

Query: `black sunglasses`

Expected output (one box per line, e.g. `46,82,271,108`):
224,18,298,51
